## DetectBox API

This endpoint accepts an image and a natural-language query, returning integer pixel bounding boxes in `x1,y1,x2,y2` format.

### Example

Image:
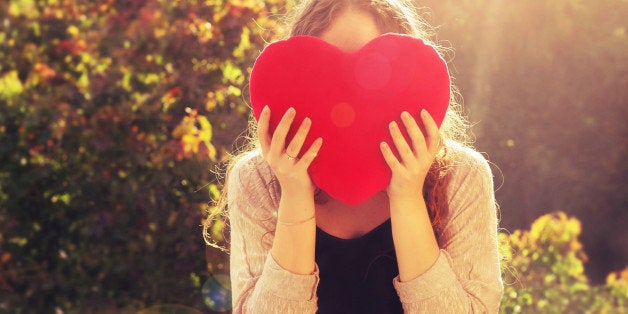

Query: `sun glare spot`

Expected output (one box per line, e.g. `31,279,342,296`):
330,102,356,128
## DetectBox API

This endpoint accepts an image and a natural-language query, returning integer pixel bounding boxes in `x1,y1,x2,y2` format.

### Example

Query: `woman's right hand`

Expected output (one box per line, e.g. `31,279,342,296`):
257,105,323,199
260,106,320,274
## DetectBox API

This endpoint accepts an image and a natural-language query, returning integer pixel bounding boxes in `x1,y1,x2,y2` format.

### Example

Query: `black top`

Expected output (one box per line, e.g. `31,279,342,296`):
315,219,403,314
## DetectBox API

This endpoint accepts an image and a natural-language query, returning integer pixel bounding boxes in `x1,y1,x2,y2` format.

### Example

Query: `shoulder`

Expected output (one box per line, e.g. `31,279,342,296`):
228,149,275,188
436,141,499,243
227,149,280,210
441,141,496,209
444,140,493,185
446,140,491,171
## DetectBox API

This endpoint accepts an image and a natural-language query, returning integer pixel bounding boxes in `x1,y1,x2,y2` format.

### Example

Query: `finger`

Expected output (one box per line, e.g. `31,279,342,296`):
389,121,414,163
401,111,427,157
270,107,296,156
285,117,311,158
380,141,402,171
420,109,441,155
257,105,272,156
296,137,323,170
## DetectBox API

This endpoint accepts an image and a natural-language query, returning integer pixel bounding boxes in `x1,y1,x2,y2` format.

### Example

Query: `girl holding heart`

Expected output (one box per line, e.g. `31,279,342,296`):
206,0,504,313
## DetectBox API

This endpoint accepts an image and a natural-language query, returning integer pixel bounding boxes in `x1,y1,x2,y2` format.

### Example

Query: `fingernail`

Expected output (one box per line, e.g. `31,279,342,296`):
389,121,397,129
401,111,410,119
421,109,428,118
287,107,295,116
303,117,311,126
312,138,323,152
262,105,269,114
313,139,322,156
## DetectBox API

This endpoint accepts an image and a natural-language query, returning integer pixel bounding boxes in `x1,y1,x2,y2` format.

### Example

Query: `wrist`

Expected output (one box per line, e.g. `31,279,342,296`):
388,192,427,213
280,181,316,198
389,187,424,199
278,191,316,223
388,185,424,201
277,215,315,226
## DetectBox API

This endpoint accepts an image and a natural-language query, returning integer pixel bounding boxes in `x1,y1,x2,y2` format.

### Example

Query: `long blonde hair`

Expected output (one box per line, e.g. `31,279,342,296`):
203,0,471,249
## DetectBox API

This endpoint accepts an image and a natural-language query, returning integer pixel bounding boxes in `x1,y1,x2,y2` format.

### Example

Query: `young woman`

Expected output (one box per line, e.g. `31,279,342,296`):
209,0,504,312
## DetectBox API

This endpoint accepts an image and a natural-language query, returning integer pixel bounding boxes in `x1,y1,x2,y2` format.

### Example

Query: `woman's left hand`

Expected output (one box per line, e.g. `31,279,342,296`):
380,109,441,200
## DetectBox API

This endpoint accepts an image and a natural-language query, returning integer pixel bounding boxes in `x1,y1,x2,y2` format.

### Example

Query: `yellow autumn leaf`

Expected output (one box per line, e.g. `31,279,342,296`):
233,27,251,58
0,71,24,102
67,25,79,37
182,134,201,153
206,91,218,111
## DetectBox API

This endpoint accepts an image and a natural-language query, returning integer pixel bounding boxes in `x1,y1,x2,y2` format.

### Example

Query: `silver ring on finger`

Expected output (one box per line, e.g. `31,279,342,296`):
286,152,297,161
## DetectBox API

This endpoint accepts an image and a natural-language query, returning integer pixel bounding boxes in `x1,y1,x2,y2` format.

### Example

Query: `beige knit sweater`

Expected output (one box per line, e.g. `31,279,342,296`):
228,142,503,313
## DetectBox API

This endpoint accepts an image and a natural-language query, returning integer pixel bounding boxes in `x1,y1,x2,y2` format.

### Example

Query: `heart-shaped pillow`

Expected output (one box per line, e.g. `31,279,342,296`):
249,33,450,205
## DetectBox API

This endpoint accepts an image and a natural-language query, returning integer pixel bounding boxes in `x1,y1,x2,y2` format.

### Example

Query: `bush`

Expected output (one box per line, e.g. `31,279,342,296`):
500,212,628,313
0,0,285,311
1,0,625,313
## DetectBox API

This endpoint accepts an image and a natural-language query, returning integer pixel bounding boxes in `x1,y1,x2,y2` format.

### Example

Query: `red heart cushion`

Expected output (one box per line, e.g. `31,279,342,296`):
249,33,450,205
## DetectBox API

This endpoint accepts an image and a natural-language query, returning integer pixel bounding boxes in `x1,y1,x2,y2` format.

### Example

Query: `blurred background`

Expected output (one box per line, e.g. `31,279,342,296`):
0,0,626,312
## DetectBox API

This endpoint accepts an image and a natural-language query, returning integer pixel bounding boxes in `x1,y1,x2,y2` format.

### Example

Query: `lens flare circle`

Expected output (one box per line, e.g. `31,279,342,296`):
330,102,356,128
202,274,232,312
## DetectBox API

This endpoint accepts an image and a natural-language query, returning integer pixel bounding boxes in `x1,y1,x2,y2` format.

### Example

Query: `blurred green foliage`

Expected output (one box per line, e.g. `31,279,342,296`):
1,0,626,313
0,0,286,311
499,212,628,313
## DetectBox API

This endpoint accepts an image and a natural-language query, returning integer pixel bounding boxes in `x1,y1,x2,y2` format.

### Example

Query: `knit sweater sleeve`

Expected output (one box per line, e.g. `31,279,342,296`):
228,151,319,314
392,145,504,313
